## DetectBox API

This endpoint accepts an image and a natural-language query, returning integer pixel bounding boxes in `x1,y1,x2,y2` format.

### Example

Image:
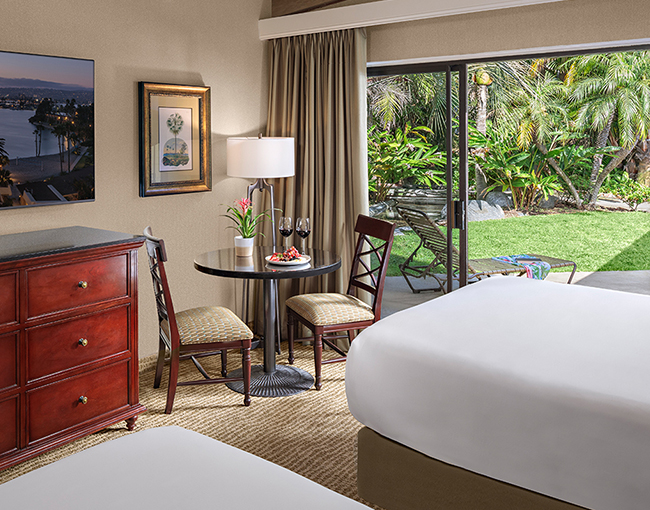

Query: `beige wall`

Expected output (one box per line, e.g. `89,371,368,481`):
367,0,649,64
1,0,271,358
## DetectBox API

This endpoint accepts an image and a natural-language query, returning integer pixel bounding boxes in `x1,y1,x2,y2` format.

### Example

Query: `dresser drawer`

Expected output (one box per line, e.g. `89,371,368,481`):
27,305,129,381
0,396,19,456
26,255,128,318
28,361,130,443
0,272,18,326
0,331,19,392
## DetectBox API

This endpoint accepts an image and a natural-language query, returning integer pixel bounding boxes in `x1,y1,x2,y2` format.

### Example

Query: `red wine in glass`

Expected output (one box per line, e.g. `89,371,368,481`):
279,217,292,249
296,217,310,255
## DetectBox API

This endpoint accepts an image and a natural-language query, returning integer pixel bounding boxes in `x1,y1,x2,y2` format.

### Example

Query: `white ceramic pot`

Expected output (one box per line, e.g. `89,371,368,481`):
234,236,254,257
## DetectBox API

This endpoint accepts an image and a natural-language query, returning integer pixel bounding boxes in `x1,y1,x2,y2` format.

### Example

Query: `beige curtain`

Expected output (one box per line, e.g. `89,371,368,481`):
258,28,369,338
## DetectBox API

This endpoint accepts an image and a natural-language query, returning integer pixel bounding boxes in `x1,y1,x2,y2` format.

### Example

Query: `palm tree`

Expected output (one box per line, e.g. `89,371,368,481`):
0,138,9,182
368,73,450,141
565,51,650,205
472,69,492,198
52,124,66,174
0,137,12,187
367,61,533,197
166,113,184,152
493,63,592,208
0,168,12,187
467,61,535,198
64,121,77,173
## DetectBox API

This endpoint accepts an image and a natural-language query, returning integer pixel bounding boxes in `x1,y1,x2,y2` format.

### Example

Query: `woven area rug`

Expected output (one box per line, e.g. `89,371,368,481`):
0,345,382,508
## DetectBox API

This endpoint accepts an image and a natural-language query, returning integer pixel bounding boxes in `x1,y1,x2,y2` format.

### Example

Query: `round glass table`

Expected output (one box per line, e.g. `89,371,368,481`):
194,246,341,397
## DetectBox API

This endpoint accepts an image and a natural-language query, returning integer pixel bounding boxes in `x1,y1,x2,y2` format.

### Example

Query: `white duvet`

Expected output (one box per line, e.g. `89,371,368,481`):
346,277,650,510
0,427,368,509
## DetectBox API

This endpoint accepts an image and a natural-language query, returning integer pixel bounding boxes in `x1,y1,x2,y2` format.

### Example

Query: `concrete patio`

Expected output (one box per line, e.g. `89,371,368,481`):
381,270,650,317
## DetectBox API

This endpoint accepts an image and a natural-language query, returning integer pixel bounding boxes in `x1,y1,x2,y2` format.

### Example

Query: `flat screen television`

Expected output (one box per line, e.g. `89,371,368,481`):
0,50,94,208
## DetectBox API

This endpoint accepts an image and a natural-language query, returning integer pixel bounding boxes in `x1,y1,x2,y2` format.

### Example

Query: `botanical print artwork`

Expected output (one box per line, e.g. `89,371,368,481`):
158,107,192,171
0,50,94,208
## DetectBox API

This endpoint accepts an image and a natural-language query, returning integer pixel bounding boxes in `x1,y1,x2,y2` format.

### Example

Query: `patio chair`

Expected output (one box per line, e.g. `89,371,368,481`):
395,205,577,294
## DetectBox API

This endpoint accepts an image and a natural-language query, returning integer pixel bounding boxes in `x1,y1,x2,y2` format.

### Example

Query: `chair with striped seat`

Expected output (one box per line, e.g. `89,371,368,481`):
144,227,253,413
286,215,395,390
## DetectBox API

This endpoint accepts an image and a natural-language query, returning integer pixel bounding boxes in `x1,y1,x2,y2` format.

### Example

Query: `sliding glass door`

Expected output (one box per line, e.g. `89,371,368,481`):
367,64,469,294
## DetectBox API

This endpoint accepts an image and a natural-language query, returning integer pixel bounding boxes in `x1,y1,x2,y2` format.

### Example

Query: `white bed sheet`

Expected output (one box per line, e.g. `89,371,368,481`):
0,426,368,509
346,277,650,510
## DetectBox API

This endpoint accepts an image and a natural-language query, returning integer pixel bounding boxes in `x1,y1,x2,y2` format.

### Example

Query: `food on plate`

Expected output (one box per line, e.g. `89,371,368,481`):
269,246,301,262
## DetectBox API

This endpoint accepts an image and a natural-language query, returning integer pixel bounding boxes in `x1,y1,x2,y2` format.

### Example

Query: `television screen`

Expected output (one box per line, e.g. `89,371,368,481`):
0,50,94,208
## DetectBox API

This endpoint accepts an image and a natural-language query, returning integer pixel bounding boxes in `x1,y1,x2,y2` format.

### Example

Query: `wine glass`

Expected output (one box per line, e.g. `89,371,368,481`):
278,216,293,250
295,217,311,255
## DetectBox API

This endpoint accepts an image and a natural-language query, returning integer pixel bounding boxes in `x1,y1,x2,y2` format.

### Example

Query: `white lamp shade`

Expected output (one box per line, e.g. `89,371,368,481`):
227,137,295,179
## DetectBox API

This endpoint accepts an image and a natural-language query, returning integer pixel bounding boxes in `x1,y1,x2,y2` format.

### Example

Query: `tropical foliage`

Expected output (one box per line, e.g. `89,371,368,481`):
0,138,8,171
470,123,562,210
367,50,650,210
601,171,650,211
222,198,270,238
367,124,445,202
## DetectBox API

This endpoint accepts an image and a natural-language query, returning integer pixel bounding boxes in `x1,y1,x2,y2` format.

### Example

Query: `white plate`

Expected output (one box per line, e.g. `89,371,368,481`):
265,254,311,266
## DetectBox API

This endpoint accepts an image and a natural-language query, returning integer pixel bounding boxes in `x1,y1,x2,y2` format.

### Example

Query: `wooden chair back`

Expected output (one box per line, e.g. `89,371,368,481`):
346,215,396,321
143,226,180,352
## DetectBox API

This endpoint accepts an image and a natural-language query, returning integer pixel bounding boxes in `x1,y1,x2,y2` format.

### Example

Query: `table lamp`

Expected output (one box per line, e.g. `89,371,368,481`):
227,135,295,249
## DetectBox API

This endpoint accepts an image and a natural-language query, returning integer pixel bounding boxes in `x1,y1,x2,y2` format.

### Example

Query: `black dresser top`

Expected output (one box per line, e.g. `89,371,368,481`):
0,226,144,264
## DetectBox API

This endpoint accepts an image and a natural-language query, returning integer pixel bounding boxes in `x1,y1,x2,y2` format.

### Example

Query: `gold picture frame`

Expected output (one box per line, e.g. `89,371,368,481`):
139,82,211,196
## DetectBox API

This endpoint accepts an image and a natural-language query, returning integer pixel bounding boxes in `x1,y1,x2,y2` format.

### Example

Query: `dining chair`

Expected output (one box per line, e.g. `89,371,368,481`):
143,227,253,413
285,215,395,390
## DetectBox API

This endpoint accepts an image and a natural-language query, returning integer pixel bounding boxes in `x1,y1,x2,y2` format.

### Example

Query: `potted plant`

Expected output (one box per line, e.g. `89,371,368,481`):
223,198,270,256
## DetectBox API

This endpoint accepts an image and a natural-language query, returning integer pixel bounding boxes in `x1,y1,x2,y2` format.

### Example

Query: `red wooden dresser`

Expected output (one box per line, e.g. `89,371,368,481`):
0,226,146,470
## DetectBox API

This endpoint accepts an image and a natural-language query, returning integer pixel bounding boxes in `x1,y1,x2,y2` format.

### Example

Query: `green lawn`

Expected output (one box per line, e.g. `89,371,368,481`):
387,211,650,277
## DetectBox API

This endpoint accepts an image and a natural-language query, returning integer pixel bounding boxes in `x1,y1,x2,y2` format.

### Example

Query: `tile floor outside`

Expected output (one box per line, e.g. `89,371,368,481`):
381,270,650,317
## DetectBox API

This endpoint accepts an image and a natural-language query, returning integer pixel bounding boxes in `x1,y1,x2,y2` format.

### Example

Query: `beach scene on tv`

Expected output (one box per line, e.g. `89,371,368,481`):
0,50,94,208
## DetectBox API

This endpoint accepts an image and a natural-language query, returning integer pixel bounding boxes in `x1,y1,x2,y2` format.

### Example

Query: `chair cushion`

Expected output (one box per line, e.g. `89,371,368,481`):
174,306,253,344
286,293,374,326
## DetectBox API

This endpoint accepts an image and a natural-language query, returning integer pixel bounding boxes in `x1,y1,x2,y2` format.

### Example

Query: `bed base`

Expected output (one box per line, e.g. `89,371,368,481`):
357,427,588,510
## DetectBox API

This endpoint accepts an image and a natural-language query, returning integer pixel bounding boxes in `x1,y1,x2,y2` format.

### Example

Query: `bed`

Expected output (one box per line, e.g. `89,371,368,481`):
346,277,650,510
0,426,369,509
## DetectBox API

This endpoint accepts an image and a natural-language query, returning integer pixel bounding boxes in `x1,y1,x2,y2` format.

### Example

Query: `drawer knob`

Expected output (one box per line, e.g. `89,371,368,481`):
78,338,88,347
78,396,88,405
78,281,88,289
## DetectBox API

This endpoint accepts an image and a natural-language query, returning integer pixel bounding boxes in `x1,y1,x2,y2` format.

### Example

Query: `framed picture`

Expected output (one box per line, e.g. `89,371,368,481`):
139,82,211,197
0,50,94,209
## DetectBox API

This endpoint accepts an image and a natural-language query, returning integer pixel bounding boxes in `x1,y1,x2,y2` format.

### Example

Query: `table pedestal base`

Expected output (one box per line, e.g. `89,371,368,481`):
226,365,314,397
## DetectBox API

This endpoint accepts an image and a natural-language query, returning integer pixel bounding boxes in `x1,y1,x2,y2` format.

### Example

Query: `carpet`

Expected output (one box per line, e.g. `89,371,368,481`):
0,344,382,508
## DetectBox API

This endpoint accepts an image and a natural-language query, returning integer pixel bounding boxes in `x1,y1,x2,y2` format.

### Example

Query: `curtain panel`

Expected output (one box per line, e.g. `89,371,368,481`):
260,28,368,337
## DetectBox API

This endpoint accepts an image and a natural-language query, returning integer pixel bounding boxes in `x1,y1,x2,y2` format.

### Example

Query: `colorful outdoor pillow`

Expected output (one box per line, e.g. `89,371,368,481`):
492,255,551,280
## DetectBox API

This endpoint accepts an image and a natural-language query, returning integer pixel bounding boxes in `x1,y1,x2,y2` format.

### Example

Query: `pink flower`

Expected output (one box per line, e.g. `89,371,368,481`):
237,198,252,214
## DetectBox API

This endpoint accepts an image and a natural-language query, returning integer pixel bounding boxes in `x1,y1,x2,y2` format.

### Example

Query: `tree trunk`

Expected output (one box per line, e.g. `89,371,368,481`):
590,111,615,188
475,84,489,199
589,141,639,206
57,136,63,174
634,140,650,185
536,142,583,209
